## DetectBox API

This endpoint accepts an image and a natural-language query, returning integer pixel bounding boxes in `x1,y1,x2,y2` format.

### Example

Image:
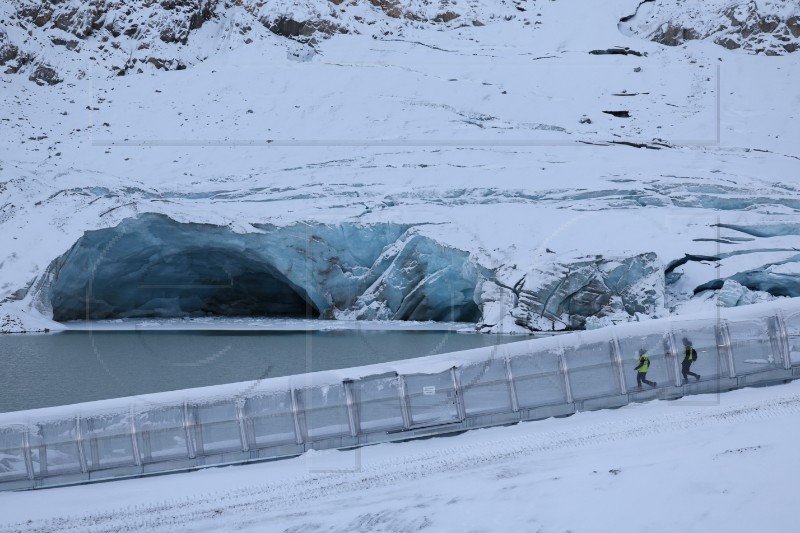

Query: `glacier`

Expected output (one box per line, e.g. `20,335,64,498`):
40,214,666,328
46,214,481,322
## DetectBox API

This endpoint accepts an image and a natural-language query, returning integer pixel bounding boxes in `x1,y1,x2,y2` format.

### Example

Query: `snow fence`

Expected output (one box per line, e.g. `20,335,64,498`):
2,299,800,491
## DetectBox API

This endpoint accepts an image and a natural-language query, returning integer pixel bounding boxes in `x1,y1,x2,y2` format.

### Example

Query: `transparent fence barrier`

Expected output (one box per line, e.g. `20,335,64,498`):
193,401,242,455
5,306,800,491
243,392,297,448
460,357,513,416
405,371,460,427
30,419,82,476
297,384,351,441
782,310,800,365
509,345,567,408
352,373,405,433
0,427,27,481
563,339,620,401
82,414,135,470
135,405,189,463
671,320,728,382
728,317,782,375
616,328,673,391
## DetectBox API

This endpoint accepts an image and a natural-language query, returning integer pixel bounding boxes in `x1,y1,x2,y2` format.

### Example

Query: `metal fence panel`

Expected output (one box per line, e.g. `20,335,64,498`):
0,427,27,481
30,420,81,475
460,357,513,416
509,346,567,408
728,317,782,375
81,414,136,470
562,339,620,400
244,392,297,448
194,401,242,454
135,406,188,463
352,374,404,433
779,310,800,366
298,385,351,440
405,371,459,427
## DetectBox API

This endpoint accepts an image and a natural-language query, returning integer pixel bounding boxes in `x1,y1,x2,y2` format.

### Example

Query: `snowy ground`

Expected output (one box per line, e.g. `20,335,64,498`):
1,379,798,532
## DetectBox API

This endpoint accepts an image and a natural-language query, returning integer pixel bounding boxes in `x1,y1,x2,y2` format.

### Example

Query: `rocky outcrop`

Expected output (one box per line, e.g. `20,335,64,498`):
1,0,484,83
622,0,800,55
28,63,61,85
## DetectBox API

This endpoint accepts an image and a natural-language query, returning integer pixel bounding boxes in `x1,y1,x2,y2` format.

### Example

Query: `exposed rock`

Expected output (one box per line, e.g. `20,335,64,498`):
4,0,499,83
28,63,62,85
0,38,18,66
589,47,645,56
433,11,460,24
788,16,800,38
649,24,700,47
623,0,800,55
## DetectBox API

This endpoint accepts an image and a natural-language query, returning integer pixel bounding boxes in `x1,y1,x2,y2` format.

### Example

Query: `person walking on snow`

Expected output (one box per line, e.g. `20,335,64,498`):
634,348,657,390
681,337,701,384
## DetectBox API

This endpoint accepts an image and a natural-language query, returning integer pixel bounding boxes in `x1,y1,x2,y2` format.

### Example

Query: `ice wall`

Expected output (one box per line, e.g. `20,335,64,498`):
47,214,481,322
43,214,673,329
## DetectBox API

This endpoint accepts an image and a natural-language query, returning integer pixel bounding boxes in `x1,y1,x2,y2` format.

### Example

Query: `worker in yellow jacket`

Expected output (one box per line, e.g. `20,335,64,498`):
634,348,657,390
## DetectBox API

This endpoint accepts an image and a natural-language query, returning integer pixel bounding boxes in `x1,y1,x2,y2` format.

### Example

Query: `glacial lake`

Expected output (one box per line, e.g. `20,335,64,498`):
0,325,532,413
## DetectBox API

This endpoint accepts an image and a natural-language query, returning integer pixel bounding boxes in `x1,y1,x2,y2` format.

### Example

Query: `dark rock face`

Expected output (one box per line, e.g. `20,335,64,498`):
624,1,800,55
5,0,478,84
650,24,700,47
0,38,19,66
28,63,62,85
6,0,218,82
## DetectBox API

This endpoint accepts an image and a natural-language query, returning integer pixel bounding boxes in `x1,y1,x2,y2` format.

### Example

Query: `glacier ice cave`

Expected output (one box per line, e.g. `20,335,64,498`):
46,214,483,322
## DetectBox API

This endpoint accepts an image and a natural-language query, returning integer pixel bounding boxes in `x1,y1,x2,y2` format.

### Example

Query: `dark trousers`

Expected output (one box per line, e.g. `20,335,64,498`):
682,360,700,382
637,371,656,388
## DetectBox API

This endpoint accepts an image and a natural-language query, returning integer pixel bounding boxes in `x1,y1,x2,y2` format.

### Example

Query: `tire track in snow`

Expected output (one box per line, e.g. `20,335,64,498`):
6,388,800,533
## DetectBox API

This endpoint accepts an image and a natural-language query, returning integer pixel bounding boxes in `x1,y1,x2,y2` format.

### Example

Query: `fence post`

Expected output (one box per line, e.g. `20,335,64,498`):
38,427,47,477
775,312,792,370
129,407,142,467
397,375,412,429
451,367,466,422
664,330,682,387
22,426,34,480
235,399,250,453
343,380,360,437
716,321,736,378
289,387,304,445
75,415,88,473
182,401,196,459
558,343,573,404
504,353,520,413
610,335,628,394
723,321,736,378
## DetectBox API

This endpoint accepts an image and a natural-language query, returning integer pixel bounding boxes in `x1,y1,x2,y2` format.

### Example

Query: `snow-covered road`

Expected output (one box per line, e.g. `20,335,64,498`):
2,380,798,532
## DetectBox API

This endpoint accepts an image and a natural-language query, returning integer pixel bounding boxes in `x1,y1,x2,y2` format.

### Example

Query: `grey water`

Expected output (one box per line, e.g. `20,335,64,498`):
0,329,529,413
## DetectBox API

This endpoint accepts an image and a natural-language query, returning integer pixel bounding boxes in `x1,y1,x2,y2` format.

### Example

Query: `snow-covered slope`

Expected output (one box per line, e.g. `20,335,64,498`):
1,379,799,532
1,0,799,332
